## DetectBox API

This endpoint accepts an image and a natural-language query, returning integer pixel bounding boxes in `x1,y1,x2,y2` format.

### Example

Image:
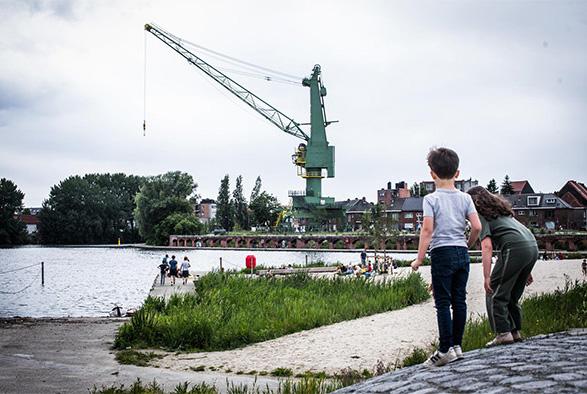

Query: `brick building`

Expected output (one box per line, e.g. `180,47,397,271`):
505,193,584,230
197,199,217,224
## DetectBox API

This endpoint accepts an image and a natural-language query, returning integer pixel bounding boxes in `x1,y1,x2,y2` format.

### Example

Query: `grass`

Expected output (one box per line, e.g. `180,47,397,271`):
115,272,429,351
401,279,587,367
115,350,163,367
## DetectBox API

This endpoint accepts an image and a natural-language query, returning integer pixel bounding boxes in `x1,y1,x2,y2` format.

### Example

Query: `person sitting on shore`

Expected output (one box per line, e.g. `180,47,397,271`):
180,256,191,285
168,255,178,285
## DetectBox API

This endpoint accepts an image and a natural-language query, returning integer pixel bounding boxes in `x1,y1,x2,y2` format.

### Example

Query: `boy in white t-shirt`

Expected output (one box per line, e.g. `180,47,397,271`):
411,147,481,367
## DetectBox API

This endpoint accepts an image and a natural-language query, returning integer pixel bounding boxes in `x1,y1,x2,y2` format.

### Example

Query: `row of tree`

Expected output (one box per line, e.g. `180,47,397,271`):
215,175,282,231
0,178,28,245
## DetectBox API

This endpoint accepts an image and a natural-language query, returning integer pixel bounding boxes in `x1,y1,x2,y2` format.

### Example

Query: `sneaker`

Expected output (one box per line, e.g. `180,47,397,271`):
452,345,463,360
486,332,514,347
423,348,457,367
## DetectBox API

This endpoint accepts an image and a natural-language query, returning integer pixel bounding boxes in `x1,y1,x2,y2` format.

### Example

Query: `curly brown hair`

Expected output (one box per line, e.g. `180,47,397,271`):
467,186,514,220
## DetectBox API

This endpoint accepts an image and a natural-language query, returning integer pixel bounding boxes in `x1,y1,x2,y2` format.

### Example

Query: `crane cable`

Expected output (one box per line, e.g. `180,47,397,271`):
151,23,303,84
143,30,147,136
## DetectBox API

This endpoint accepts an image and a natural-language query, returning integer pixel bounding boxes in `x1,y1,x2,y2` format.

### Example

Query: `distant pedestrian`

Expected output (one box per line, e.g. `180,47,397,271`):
582,259,587,276
467,186,538,347
168,255,178,285
180,256,191,285
360,249,367,264
158,255,169,286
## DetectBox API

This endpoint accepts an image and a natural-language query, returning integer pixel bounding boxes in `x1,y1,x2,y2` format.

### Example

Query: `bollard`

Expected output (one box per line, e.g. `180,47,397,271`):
305,255,308,267
220,257,223,272
41,261,44,286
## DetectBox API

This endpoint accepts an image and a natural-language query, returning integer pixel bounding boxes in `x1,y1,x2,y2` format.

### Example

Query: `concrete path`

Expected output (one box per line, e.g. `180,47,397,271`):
335,329,587,393
149,273,198,300
0,317,281,394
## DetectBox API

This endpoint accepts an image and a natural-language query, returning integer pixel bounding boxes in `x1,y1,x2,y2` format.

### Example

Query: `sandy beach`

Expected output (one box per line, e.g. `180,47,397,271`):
154,259,586,375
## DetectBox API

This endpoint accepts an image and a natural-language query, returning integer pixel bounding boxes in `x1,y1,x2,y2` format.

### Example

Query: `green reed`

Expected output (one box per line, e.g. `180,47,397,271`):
115,272,429,351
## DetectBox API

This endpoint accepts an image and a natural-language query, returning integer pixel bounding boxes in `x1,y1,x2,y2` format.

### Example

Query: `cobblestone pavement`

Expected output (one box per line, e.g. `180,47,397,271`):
335,329,587,393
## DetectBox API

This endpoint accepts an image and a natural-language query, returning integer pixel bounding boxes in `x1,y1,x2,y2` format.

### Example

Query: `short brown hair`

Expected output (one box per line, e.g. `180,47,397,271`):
427,147,459,179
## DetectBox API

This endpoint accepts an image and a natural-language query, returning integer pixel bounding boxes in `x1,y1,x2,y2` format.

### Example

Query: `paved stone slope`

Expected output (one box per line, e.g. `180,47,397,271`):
335,329,587,393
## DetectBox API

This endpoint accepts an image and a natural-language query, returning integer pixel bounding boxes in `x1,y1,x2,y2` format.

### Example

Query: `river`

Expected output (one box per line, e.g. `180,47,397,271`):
0,246,416,318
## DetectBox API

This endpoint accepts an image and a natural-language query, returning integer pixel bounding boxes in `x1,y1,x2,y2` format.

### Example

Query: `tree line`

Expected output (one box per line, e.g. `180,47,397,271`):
0,171,284,246
409,175,517,197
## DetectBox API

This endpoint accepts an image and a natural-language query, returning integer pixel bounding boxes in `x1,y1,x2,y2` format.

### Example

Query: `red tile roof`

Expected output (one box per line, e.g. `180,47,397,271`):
510,180,530,193
19,214,40,225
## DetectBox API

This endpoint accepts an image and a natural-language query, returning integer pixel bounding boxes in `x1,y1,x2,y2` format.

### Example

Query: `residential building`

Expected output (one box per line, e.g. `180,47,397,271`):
510,180,534,195
19,214,40,235
197,199,217,224
377,181,410,207
556,180,587,230
336,197,373,231
418,178,478,195
399,197,424,231
504,193,584,230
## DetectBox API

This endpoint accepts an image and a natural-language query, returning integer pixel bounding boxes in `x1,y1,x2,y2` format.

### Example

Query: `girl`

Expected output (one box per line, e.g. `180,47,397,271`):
467,186,538,346
180,256,191,285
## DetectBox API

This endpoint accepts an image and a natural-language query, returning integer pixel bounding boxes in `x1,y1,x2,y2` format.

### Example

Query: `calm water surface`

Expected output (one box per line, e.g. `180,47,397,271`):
0,246,416,318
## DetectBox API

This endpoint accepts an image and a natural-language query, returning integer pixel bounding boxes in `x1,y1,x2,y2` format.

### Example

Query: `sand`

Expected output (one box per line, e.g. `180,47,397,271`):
155,259,586,375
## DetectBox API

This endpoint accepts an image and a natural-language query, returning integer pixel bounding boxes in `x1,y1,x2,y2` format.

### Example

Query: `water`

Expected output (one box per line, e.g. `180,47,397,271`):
0,246,416,318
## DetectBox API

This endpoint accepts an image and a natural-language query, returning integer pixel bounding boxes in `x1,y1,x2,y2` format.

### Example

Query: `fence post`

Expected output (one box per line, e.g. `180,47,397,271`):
305,255,308,267
41,261,44,286
220,257,223,272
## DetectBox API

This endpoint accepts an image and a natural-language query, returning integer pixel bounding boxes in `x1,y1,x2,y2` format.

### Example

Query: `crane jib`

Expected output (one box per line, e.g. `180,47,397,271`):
145,24,309,142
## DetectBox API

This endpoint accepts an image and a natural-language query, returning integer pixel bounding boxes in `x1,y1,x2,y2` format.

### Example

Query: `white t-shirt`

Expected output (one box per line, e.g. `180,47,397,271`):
180,261,190,272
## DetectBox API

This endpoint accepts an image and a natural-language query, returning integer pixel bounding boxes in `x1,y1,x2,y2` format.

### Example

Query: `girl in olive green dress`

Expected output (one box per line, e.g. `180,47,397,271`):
467,186,539,347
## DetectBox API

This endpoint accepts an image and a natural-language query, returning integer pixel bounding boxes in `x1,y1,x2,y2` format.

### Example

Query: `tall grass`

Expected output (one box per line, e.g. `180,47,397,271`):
115,272,429,351
462,279,587,351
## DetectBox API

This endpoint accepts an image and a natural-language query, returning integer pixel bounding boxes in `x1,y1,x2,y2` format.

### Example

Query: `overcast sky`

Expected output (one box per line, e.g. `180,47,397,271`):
1,0,586,207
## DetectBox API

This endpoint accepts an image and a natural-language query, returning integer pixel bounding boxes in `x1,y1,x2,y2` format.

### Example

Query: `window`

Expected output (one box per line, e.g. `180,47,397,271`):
528,210,537,217
518,210,526,216
426,183,434,191
404,212,413,219
527,196,540,206
545,198,556,204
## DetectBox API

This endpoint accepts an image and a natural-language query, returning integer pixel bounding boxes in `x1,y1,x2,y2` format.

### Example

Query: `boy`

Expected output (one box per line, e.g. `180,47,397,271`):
411,147,481,367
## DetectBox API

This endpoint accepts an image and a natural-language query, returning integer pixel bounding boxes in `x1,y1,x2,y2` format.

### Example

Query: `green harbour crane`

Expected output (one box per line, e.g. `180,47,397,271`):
144,23,343,230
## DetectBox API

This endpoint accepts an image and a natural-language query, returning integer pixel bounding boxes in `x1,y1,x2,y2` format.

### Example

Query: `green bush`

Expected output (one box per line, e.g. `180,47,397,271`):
116,272,429,351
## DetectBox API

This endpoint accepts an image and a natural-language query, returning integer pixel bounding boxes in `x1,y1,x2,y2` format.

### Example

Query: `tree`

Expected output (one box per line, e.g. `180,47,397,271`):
249,191,282,228
134,171,197,244
410,182,420,197
500,175,514,195
153,212,203,244
419,183,428,197
487,178,498,193
232,175,249,230
0,178,28,245
216,175,234,231
250,176,262,201
39,173,145,244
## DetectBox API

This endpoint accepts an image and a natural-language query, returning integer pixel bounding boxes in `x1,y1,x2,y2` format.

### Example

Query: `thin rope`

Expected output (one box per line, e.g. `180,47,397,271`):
143,30,147,137
151,23,303,82
0,262,40,275
0,271,41,295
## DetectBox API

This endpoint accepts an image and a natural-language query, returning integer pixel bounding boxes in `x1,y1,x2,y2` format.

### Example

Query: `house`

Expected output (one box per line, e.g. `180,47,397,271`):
504,193,585,230
399,197,424,231
197,199,217,224
510,180,534,195
419,178,478,195
377,181,410,207
557,180,587,208
336,197,374,231
19,214,40,235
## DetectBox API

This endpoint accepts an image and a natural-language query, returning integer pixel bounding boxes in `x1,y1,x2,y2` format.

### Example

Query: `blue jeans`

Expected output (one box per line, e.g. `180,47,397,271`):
430,246,470,353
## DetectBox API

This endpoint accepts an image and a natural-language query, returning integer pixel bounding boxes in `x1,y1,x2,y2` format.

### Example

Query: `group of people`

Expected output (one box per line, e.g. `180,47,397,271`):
336,255,398,278
158,254,191,285
410,147,542,367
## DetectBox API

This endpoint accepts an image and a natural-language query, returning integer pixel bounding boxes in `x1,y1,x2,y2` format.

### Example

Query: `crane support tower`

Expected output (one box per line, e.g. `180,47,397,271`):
145,23,343,230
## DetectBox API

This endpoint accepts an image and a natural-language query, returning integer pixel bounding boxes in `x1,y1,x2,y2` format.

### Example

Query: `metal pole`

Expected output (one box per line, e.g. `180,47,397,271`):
305,255,308,267
41,261,44,286
220,257,223,272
